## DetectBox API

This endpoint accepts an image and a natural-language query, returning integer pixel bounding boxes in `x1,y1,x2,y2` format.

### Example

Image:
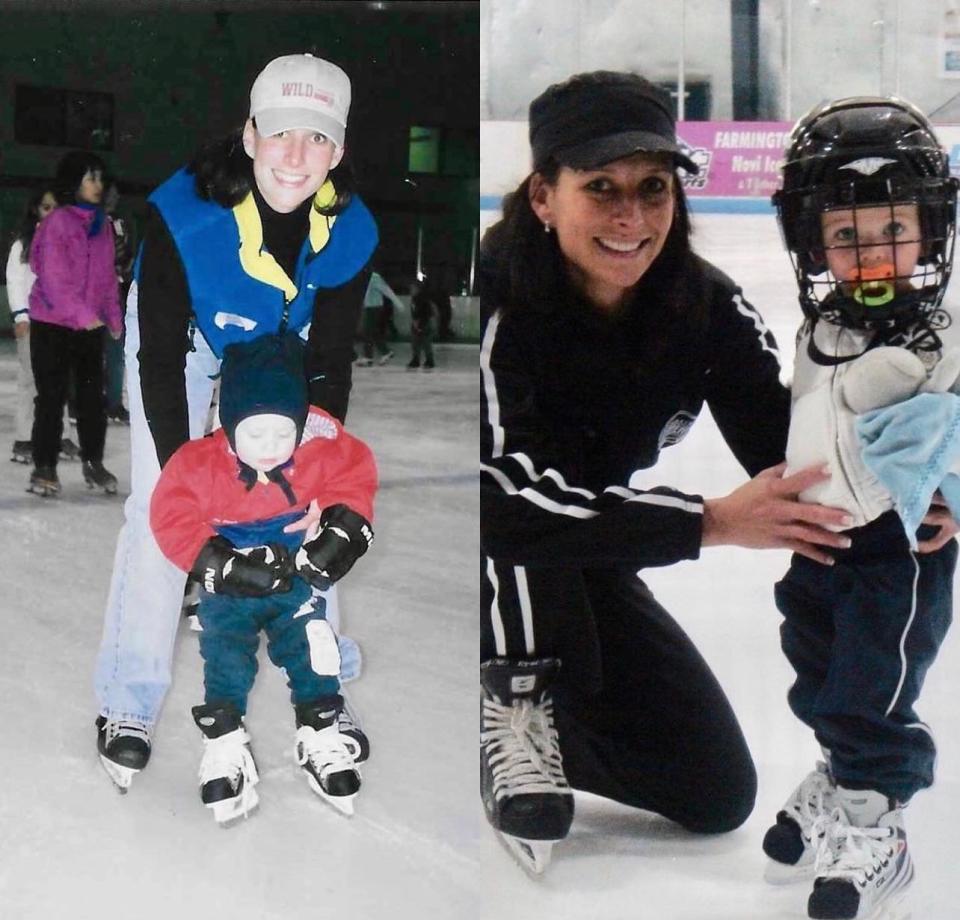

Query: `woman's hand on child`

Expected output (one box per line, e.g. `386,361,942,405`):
702,463,854,565
917,491,960,553
294,504,373,590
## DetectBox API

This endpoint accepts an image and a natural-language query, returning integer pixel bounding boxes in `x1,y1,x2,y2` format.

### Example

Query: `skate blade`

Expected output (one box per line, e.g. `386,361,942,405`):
99,754,137,793
763,857,815,885
304,773,358,816
496,831,554,876
26,484,60,497
207,786,260,826
85,481,118,495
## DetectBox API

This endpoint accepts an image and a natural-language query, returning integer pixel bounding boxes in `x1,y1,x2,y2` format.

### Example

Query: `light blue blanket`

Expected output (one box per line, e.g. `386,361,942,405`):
856,392,960,549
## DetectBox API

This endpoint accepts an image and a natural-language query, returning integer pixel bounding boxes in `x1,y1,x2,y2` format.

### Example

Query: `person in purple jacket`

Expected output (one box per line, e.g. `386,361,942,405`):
28,151,123,497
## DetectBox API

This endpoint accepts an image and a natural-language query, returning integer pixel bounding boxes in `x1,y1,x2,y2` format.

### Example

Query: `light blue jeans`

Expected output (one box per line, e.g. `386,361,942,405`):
93,284,357,726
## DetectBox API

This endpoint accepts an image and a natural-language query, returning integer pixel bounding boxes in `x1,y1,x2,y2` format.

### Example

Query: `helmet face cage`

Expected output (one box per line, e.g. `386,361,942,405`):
774,96,958,332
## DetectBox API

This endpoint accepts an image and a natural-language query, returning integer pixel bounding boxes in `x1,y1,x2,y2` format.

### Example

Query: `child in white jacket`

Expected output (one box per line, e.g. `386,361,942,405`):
764,96,960,920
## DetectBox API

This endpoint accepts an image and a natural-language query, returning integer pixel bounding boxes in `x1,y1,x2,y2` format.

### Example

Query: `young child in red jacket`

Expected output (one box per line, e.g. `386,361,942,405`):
150,332,376,824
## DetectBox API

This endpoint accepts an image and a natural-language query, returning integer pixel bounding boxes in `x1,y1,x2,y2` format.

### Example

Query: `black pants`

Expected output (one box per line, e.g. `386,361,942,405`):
776,512,956,803
30,320,107,468
482,562,756,833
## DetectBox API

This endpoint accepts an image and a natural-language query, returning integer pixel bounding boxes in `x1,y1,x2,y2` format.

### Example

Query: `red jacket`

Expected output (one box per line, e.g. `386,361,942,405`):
150,406,377,572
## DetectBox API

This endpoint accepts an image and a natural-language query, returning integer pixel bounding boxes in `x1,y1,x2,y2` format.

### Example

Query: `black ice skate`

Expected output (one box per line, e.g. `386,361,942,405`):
82,460,118,494
192,702,259,826
295,697,362,816
28,465,61,497
96,716,151,792
10,440,31,464
480,658,574,876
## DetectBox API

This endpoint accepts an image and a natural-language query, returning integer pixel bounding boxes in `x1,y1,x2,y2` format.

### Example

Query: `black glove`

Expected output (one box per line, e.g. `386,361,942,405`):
192,535,293,597
295,504,373,590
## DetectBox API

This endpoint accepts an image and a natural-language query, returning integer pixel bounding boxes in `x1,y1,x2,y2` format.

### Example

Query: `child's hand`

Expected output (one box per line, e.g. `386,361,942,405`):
295,504,373,590
918,491,960,553
192,536,293,596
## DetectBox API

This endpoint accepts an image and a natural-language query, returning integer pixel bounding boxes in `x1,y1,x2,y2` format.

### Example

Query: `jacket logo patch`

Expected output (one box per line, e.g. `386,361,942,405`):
658,410,697,449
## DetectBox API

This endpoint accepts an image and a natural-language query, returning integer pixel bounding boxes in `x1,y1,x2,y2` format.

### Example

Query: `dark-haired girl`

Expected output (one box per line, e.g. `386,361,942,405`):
28,152,121,497
93,53,377,791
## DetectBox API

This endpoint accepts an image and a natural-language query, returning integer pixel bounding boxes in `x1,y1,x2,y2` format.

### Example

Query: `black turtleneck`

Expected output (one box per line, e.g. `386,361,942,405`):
252,186,313,280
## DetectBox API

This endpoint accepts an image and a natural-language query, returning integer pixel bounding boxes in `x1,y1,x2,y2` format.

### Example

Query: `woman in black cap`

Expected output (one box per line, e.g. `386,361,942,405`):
479,70,856,874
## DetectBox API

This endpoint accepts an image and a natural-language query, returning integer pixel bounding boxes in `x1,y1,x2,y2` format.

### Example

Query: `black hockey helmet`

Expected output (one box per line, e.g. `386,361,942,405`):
773,96,958,331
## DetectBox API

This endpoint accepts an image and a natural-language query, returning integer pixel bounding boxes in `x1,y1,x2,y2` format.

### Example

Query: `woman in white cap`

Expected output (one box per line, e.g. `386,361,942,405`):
478,70,874,875
93,53,378,791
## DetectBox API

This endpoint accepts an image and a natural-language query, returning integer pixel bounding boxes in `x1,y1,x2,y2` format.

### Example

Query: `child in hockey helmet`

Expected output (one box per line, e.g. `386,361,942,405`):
773,96,958,335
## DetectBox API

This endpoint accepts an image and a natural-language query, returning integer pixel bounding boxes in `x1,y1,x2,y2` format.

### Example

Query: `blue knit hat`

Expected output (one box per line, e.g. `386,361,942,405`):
218,332,308,451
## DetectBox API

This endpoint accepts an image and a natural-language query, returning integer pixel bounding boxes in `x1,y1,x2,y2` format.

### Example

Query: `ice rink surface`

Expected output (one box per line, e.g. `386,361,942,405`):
0,342,479,919
3,214,960,920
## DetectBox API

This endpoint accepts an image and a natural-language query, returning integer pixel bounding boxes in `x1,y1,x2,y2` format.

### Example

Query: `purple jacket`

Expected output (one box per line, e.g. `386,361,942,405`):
29,206,122,334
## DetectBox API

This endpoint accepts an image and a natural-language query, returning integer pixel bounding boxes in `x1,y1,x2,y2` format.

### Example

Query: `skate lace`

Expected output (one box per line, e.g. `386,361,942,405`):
104,719,150,746
296,725,360,779
199,728,259,788
481,696,568,800
789,763,834,840
813,809,898,885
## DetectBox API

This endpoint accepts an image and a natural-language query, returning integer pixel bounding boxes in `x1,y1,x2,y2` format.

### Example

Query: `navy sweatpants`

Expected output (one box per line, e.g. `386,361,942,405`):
775,511,956,803
197,576,341,716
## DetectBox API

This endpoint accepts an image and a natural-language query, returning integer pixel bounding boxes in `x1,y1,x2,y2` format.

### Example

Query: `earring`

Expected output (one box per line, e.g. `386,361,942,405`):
543,221,552,234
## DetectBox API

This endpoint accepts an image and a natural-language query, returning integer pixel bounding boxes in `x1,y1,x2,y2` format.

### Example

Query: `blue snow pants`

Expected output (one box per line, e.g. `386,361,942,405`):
775,511,956,803
197,576,341,716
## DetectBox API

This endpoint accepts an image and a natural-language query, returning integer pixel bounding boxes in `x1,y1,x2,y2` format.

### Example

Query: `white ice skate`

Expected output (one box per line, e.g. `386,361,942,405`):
295,723,362,816
763,761,837,884
96,716,151,793
808,804,913,920
197,726,260,826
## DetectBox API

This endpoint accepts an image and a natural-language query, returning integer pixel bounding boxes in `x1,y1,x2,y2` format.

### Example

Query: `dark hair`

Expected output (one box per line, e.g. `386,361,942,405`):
186,124,355,216
11,186,57,263
481,160,706,334
54,150,107,204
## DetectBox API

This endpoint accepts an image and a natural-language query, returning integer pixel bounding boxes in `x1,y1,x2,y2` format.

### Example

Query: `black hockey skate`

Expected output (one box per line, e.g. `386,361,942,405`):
82,460,118,494
28,465,61,497
96,716,151,792
11,440,31,464
480,658,574,875
192,702,259,826
295,697,362,816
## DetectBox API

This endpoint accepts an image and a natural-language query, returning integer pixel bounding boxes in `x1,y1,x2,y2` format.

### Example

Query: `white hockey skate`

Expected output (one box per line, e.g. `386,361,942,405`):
96,716,151,793
808,797,913,920
480,658,574,877
192,703,260,827
295,698,362,816
763,761,837,883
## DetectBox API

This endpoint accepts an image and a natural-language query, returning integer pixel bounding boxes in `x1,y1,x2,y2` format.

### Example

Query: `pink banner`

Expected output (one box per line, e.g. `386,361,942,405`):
676,121,793,197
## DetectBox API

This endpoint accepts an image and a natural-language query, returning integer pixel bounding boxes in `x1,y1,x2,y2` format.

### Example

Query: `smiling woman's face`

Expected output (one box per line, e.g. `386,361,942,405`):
529,152,676,311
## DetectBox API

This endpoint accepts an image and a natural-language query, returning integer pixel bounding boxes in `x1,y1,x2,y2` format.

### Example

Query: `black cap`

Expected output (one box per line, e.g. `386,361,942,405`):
218,332,309,451
529,71,698,175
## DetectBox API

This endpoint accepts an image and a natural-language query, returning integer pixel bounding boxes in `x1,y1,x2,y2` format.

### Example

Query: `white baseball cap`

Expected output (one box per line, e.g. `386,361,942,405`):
249,53,351,147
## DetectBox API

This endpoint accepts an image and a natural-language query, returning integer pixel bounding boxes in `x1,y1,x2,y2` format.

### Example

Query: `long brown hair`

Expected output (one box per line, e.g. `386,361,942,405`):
480,159,707,333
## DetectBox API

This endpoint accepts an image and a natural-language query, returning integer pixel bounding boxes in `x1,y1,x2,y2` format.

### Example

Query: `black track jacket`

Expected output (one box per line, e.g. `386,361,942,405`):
480,248,791,677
